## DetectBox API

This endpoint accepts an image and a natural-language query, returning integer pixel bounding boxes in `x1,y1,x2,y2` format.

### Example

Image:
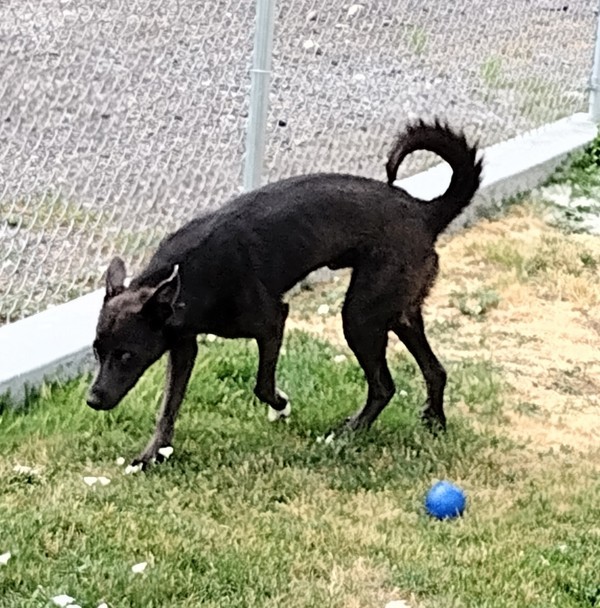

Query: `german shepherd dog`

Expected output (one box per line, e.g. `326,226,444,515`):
87,121,482,468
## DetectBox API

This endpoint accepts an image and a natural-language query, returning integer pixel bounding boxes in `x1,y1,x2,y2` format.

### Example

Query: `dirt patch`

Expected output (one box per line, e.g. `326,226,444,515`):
287,204,600,453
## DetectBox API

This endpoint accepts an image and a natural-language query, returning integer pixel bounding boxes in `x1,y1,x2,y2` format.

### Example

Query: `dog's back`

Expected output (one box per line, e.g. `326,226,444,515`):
137,121,481,298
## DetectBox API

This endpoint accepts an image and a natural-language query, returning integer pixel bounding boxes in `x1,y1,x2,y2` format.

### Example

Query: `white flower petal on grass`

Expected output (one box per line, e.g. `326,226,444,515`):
131,561,147,574
52,595,76,607
115,457,125,466
385,601,411,608
333,354,347,363
317,432,337,445
157,446,174,459
13,464,31,474
67,604,82,608
317,304,329,315
0,551,11,565
398,389,408,398
206,333,217,342
97,476,111,486
97,603,109,608
124,464,142,475
83,476,98,486
13,464,40,475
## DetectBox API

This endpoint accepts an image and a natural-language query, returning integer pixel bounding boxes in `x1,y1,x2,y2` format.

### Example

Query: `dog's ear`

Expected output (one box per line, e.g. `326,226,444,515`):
141,265,181,326
105,256,127,300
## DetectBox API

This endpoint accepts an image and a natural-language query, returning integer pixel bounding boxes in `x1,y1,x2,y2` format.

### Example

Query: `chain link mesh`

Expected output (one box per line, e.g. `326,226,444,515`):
0,0,597,323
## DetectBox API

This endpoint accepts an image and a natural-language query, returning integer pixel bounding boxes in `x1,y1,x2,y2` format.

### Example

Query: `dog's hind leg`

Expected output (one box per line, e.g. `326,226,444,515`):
131,336,198,469
392,312,447,431
253,300,291,421
338,264,397,431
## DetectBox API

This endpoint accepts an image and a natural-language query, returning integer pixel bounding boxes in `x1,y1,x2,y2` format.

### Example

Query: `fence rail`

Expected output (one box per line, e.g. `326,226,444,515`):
0,0,597,323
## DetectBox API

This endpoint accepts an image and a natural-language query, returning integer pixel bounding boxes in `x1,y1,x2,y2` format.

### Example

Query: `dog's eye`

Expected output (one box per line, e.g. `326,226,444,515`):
116,351,132,365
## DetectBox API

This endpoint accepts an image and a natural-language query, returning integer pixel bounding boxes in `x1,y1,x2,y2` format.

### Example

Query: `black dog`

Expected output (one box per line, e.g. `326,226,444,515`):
87,121,482,468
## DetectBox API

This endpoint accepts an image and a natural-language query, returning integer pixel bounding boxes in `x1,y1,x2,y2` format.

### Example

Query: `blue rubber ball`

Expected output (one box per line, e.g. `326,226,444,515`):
425,481,466,520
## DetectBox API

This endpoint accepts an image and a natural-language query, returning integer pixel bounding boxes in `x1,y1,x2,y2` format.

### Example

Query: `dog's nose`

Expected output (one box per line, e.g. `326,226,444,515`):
86,389,106,410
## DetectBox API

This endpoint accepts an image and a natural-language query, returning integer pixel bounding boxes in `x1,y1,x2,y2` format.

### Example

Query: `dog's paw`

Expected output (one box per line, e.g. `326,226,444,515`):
267,400,291,424
317,414,367,444
267,403,291,422
267,389,291,423
129,444,174,471
421,407,446,435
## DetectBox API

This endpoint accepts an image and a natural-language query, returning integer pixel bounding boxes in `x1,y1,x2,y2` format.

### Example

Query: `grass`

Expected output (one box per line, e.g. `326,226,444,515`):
408,27,427,55
463,228,600,306
481,57,503,88
1,328,599,608
478,54,572,125
449,287,500,320
547,129,600,198
401,25,428,56
473,234,597,277
0,192,103,233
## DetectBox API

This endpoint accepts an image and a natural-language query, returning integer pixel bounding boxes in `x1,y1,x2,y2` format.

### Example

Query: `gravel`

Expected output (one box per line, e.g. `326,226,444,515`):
0,0,596,321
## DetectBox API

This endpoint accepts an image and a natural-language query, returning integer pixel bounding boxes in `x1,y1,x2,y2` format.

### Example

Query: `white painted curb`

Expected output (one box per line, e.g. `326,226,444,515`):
0,113,596,404
0,289,104,403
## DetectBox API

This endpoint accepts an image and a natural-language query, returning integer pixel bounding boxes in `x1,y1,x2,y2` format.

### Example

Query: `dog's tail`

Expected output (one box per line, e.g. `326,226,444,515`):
386,120,483,235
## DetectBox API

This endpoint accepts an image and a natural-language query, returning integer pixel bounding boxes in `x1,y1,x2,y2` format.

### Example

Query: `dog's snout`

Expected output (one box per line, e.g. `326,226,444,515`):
86,388,108,411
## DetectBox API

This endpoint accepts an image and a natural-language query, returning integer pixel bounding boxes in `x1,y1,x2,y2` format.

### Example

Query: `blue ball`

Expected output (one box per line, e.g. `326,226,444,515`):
425,481,466,520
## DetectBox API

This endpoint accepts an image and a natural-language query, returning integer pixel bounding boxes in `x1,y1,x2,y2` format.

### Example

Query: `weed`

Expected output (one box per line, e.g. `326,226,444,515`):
447,358,505,418
481,56,503,87
547,129,600,198
514,401,542,416
0,191,102,233
450,287,500,319
409,26,427,54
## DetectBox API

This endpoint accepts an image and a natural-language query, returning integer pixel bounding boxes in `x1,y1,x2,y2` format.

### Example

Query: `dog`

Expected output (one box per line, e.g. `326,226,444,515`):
87,120,482,468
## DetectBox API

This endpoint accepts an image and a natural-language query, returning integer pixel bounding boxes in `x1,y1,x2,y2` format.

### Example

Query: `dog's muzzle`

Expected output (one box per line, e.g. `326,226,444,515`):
86,389,116,411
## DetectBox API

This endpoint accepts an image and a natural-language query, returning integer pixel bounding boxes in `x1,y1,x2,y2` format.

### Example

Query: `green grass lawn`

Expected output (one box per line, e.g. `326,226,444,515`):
1,332,599,608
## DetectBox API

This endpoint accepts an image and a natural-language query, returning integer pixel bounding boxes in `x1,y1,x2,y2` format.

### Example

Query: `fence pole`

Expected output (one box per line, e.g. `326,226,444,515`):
589,0,600,121
243,0,276,191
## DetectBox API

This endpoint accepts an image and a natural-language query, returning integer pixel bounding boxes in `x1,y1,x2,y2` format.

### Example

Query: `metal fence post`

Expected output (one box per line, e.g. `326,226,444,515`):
243,0,276,191
589,0,600,120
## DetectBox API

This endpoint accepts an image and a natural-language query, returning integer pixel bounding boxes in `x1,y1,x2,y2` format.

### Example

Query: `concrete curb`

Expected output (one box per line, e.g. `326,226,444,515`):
0,112,596,404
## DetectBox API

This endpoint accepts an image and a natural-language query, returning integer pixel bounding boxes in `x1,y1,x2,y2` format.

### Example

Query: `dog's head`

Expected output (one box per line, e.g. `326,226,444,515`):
86,257,181,411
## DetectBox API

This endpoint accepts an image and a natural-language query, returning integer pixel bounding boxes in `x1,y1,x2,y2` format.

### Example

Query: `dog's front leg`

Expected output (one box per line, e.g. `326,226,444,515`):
253,302,291,422
131,337,198,468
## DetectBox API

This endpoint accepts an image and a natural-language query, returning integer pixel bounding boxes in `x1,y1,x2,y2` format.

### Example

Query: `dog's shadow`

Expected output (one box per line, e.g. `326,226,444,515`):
164,401,507,496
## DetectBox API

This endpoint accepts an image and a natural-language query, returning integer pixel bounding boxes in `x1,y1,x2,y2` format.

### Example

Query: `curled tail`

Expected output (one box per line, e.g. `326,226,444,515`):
386,120,483,235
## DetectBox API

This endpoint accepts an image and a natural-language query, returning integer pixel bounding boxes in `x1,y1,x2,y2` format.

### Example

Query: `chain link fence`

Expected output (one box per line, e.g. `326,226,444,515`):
0,0,597,324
